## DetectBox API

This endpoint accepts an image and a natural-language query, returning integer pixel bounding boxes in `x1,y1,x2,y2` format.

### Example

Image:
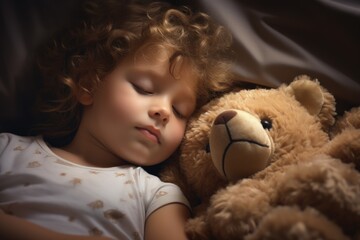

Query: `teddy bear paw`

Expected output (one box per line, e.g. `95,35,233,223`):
206,184,270,239
327,128,360,170
185,216,213,240
276,157,360,236
245,207,350,240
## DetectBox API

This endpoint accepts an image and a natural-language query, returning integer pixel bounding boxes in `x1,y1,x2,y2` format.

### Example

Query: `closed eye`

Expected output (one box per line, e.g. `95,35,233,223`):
131,83,153,95
172,106,186,120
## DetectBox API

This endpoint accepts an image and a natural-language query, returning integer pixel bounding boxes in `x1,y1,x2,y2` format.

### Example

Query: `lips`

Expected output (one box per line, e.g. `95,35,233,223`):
136,126,161,144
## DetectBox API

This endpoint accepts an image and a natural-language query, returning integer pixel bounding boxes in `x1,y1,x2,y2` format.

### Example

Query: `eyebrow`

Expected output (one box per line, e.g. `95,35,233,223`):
132,69,160,79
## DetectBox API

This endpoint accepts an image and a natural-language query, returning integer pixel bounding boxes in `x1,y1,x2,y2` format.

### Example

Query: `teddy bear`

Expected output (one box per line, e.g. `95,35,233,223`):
160,75,360,240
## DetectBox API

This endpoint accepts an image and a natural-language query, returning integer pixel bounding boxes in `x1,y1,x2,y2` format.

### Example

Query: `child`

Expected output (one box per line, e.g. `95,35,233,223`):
0,0,233,239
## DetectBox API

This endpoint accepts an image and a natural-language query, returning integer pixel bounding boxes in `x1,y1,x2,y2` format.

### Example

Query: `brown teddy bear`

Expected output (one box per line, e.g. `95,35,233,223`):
160,75,360,240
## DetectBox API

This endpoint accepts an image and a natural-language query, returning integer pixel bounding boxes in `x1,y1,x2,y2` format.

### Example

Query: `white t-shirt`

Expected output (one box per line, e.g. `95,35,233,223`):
0,133,189,239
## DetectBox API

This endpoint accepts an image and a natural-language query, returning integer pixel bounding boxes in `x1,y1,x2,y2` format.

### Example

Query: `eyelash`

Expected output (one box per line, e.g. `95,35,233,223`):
131,83,153,95
131,83,186,120
172,107,186,120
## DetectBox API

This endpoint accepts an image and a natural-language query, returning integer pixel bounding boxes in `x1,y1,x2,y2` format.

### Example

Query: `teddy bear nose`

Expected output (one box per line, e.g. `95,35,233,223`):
214,110,237,125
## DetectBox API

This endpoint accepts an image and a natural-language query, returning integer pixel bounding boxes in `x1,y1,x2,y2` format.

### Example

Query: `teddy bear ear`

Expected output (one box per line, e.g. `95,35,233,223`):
286,75,336,131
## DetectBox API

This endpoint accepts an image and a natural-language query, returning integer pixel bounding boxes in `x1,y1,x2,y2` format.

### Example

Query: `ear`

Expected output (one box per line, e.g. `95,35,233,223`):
286,75,336,131
77,88,93,106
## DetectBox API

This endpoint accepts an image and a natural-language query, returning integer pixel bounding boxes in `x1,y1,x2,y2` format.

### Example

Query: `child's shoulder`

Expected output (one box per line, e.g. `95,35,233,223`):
0,133,39,150
0,132,36,141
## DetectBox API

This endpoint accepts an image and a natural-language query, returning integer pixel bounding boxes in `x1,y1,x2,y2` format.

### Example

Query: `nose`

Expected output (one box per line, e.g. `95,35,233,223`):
214,110,237,125
149,106,170,124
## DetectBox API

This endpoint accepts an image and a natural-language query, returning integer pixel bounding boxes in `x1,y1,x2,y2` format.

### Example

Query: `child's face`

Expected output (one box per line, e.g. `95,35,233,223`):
80,47,198,166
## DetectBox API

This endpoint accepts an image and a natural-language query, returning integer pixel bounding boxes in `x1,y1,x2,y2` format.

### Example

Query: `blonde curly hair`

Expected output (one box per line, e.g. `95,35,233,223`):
36,0,234,144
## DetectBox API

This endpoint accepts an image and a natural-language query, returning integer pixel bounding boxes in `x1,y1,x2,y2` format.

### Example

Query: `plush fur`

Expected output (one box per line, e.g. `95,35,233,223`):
160,76,360,240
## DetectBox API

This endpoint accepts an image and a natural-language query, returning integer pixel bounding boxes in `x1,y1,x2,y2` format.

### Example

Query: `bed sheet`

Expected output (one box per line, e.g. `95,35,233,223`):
1,0,359,135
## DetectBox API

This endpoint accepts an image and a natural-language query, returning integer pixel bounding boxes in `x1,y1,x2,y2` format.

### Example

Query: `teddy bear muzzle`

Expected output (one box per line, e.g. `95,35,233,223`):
209,109,273,181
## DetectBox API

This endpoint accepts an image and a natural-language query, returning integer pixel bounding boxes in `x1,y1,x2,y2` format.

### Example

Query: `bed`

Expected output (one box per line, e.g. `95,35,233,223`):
1,0,359,134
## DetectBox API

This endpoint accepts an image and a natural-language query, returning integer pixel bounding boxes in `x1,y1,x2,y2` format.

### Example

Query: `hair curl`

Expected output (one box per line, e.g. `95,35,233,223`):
35,0,234,144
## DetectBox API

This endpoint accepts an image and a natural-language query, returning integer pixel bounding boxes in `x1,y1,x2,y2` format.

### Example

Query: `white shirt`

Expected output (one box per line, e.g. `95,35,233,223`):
0,133,189,239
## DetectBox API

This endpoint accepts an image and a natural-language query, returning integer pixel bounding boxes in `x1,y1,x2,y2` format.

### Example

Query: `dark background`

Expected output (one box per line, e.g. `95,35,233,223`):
1,0,359,135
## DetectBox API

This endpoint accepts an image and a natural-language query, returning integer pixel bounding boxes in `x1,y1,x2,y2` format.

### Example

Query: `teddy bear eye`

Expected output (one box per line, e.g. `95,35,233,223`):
261,118,272,130
205,143,211,153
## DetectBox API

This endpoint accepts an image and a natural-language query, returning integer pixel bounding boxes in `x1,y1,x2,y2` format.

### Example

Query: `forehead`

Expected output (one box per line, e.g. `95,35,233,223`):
130,43,200,91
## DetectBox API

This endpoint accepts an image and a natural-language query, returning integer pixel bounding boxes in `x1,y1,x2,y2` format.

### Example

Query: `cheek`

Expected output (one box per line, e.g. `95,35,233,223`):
113,98,134,116
106,90,139,120
166,121,186,148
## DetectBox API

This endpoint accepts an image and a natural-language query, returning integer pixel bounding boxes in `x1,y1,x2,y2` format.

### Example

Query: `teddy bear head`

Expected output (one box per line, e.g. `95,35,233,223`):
170,76,336,204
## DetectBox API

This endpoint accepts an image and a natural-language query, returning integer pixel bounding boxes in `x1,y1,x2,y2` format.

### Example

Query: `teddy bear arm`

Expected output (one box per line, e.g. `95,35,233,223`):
331,107,360,136
185,214,215,240
275,157,360,236
205,180,273,239
245,207,350,240
325,128,360,170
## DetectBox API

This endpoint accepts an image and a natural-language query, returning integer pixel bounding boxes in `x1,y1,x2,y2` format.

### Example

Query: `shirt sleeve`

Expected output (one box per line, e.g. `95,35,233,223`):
0,133,12,157
140,169,190,219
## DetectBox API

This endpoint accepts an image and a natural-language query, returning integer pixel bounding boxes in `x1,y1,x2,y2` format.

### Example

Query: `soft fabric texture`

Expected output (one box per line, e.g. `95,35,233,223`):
160,75,360,239
1,0,359,135
198,0,360,109
0,133,190,239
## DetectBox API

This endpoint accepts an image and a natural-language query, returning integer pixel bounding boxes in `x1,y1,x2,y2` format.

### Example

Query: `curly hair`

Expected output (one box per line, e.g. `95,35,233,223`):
35,0,234,144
